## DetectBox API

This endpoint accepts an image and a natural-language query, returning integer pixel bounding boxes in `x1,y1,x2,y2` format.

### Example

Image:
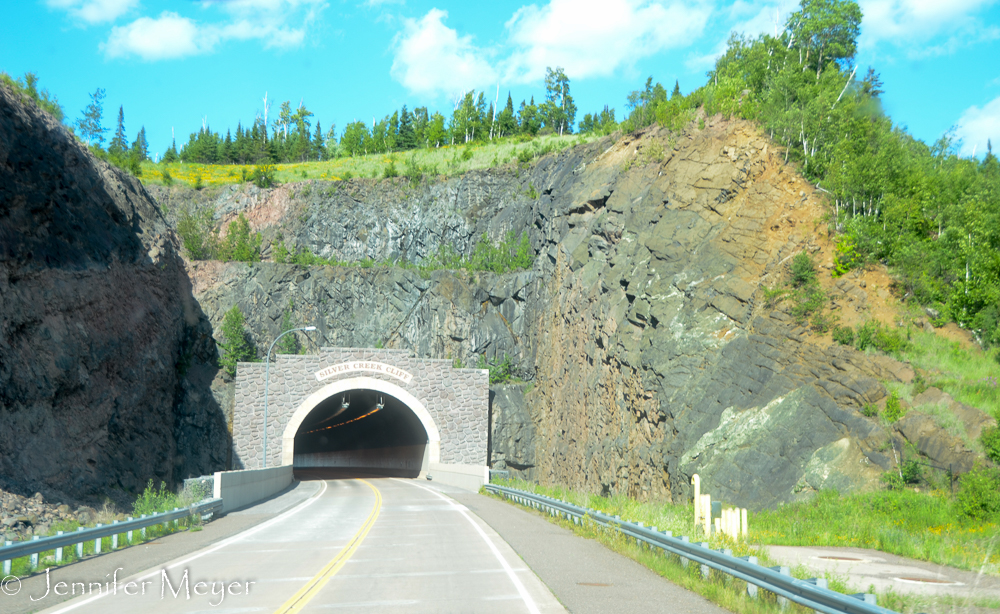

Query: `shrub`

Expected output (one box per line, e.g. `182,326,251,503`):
956,466,1000,521
832,325,855,346
383,160,398,179
161,167,173,186
477,353,514,384
250,164,275,188
192,175,203,190
982,426,1000,464
883,391,906,422
789,253,817,287
215,213,262,263
901,460,922,484
460,147,474,162
133,480,182,516
218,305,255,377
176,207,215,260
855,320,908,355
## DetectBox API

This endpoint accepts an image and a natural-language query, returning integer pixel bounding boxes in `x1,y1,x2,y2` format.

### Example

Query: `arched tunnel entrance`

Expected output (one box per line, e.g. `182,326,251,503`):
290,387,430,477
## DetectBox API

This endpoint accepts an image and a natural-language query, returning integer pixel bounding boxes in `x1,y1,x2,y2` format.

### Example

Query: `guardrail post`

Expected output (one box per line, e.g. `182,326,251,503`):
770,566,790,609
141,515,147,540
76,527,84,559
679,536,689,568
127,517,134,543
30,536,39,570
699,542,710,579
745,556,759,598
56,532,64,563
808,578,828,614
3,541,10,574
94,524,102,554
112,520,119,549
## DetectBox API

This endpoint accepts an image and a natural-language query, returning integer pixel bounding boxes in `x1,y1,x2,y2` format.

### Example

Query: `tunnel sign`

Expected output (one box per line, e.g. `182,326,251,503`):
315,361,414,384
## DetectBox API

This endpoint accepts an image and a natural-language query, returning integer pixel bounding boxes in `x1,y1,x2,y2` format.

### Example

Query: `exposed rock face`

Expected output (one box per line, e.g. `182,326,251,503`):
170,119,941,510
0,86,229,506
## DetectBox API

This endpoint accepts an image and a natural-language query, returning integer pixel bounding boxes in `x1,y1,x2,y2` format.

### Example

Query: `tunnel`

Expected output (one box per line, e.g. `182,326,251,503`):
291,388,429,478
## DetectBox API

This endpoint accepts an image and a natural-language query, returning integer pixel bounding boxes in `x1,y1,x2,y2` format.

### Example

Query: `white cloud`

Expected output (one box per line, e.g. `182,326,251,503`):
502,0,713,83
390,9,498,98
104,12,206,60
47,0,138,24
101,0,324,60
956,95,1000,157
859,0,999,52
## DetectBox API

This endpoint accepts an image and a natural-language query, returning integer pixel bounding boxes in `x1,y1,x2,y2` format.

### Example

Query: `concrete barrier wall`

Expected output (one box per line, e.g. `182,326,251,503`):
213,465,294,514
421,462,489,492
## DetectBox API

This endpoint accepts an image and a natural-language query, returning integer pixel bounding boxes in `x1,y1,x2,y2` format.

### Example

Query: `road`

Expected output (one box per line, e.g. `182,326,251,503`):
28,472,564,613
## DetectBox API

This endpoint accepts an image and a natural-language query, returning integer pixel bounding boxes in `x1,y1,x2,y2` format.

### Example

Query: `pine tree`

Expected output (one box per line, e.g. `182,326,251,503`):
109,105,127,157
76,88,108,147
130,126,148,161
162,137,179,164
672,80,681,99
397,106,415,150
313,121,324,161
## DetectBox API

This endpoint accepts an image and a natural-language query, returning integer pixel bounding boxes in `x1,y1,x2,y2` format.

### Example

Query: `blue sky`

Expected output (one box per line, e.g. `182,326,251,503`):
3,0,999,159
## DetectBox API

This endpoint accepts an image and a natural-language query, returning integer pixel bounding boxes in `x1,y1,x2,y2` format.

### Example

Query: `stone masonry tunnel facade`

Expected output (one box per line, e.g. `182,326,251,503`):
232,348,489,473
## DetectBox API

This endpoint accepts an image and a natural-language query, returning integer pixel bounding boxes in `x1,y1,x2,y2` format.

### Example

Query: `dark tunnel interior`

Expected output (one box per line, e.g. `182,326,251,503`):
293,389,428,477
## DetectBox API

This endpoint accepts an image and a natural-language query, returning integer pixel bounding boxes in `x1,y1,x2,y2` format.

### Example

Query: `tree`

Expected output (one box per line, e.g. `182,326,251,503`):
218,305,255,377
130,126,148,162
76,88,107,147
109,105,127,157
397,105,415,150
340,121,369,156
786,0,863,78
277,302,301,354
671,80,681,99
543,67,576,135
162,137,179,163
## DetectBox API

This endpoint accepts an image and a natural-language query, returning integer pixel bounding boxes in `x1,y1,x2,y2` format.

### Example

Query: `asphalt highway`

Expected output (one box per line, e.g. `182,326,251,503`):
25,474,563,613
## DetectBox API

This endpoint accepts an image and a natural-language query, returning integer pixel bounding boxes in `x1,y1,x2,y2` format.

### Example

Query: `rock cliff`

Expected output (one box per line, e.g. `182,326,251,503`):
0,86,229,506
163,117,986,509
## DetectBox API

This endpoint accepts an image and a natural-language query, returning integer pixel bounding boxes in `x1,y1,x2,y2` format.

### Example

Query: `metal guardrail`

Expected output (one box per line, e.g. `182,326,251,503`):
1,498,223,573
485,485,897,614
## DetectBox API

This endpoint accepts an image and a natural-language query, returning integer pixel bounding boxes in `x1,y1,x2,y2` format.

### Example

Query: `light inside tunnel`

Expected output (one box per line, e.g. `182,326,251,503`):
293,389,428,477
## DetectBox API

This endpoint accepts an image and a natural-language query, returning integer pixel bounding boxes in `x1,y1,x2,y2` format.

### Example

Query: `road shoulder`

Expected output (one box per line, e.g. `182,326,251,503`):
446,487,732,614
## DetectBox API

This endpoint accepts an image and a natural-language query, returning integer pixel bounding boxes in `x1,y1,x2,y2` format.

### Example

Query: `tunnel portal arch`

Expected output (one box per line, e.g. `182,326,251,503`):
280,376,440,469
232,348,489,478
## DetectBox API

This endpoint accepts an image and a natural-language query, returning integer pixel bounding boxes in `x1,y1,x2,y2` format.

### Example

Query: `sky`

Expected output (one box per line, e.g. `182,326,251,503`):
2,0,999,159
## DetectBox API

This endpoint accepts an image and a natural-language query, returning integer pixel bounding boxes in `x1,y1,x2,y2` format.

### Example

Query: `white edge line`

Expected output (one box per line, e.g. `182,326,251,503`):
45,480,329,614
394,478,540,614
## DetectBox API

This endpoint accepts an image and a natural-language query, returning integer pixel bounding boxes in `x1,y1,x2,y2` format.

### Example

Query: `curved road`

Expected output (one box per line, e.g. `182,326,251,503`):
34,474,564,613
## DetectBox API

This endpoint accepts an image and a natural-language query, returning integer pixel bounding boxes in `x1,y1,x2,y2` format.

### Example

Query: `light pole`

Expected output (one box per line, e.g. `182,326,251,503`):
263,326,316,468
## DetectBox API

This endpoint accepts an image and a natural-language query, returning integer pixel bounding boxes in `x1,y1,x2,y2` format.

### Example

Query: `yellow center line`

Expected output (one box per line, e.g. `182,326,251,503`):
273,479,382,614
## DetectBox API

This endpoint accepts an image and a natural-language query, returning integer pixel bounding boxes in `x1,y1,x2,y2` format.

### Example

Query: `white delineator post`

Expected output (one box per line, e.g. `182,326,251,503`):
741,507,748,537
702,494,712,535
691,474,701,528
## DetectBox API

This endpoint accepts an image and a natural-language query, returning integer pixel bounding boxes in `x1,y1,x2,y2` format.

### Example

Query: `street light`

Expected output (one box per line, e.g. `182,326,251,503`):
263,325,316,468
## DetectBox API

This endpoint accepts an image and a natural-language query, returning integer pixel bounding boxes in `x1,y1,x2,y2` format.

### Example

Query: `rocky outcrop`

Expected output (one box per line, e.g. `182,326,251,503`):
0,86,229,506
167,119,942,509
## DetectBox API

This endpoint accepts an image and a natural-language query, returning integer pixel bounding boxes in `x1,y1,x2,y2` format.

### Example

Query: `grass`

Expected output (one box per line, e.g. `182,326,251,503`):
896,327,1000,421
139,133,600,189
489,477,1000,613
4,481,208,578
